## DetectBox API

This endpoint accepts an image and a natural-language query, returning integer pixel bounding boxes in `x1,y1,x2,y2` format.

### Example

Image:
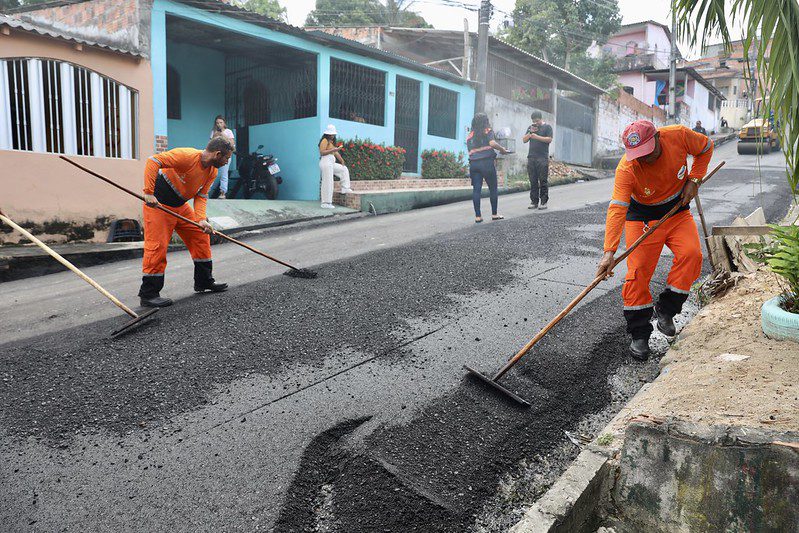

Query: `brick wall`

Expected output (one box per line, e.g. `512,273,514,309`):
18,0,142,54
155,135,168,153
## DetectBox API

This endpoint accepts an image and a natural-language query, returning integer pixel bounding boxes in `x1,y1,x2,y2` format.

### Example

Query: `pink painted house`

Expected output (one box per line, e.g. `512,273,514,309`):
592,20,724,131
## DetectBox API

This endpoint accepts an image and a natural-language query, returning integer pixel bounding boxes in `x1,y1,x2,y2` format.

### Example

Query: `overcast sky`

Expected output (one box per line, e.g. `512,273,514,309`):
279,0,740,59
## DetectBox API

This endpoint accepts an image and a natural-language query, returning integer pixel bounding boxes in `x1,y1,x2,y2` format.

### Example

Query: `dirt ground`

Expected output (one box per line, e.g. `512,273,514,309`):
609,269,799,434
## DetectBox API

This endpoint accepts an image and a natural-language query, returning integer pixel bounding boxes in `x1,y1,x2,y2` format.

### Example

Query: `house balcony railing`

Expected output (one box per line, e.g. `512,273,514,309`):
614,53,660,72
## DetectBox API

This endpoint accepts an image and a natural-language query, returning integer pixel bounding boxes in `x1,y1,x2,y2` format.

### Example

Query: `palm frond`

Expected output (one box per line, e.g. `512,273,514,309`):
675,0,799,194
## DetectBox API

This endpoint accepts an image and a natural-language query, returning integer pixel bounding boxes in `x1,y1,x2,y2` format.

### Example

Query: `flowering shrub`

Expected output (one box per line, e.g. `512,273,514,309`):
337,138,405,180
421,149,469,179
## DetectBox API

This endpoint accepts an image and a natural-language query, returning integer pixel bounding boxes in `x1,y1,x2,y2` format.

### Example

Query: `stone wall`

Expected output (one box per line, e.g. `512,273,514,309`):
17,0,146,55
614,419,799,532
595,90,667,161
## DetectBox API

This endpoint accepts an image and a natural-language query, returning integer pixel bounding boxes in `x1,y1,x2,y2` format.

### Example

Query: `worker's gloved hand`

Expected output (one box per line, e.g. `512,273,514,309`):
680,180,699,206
596,251,616,280
143,194,159,207
198,219,214,235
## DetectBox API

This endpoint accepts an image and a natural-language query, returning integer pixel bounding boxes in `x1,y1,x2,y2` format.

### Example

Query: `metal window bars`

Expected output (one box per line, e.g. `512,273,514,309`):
103,77,121,158
427,85,458,139
42,60,64,154
74,66,93,156
329,58,385,126
2,59,138,158
7,60,32,151
225,55,317,129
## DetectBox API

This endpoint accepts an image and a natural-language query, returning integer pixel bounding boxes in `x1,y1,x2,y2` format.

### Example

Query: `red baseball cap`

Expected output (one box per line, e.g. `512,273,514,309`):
622,120,657,160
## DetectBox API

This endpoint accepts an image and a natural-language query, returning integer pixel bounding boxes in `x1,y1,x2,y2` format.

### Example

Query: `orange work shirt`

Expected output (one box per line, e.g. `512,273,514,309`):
143,148,218,221
604,125,713,252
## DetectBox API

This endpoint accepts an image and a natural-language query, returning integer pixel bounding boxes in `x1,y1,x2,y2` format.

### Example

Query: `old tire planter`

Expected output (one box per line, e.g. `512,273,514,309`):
762,296,799,342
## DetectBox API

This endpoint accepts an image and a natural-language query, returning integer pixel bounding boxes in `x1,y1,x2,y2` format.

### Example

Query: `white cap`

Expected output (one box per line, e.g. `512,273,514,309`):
324,124,337,135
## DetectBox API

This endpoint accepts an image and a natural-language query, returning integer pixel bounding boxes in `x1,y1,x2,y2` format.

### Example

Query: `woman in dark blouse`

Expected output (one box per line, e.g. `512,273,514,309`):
466,113,510,223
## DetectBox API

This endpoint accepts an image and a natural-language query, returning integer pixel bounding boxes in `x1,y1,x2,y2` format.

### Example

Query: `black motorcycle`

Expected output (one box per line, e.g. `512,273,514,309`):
229,144,283,200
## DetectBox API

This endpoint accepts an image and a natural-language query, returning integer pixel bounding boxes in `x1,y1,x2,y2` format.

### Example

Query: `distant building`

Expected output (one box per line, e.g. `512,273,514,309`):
313,26,606,169
683,39,769,129
599,20,725,131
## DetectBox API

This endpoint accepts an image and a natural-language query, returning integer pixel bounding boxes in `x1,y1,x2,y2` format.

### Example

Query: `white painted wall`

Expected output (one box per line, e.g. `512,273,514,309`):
595,93,667,159
485,93,555,176
644,25,672,69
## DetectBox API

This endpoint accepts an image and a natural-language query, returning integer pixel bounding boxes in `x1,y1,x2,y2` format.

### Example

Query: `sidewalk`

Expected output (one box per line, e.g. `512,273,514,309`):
0,200,360,282
1,169,610,282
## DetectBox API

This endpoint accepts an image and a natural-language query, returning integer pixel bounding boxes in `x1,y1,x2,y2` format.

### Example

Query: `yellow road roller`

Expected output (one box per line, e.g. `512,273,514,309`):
737,118,781,155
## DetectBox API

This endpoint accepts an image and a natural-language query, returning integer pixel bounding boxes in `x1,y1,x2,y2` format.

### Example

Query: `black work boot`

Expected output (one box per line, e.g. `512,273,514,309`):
194,260,228,293
139,275,173,307
656,311,677,337
629,338,651,361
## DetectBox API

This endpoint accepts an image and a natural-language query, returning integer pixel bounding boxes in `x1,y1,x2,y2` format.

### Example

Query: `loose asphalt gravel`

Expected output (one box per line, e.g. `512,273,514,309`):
0,166,790,532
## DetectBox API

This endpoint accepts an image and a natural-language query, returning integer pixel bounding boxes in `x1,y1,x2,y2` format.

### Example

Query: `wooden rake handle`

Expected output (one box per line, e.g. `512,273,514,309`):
493,161,726,380
59,156,300,272
0,210,138,318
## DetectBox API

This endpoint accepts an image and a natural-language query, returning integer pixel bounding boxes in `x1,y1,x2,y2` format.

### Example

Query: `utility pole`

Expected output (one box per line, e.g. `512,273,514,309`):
463,18,471,81
668,1,678,124
475,0,491,113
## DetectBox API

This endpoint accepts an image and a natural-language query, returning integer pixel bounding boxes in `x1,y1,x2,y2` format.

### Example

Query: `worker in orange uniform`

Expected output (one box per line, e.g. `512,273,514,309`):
596,120,713,360
139,136,234,307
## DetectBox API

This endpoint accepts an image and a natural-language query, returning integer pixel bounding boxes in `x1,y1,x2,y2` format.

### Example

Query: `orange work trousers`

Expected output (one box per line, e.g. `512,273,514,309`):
142,203,211,275
622,209,702,312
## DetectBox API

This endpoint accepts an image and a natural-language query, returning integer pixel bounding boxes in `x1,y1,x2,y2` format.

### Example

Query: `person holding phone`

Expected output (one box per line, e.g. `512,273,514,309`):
466,113,510,223
523,111,553,210
318,125,353,209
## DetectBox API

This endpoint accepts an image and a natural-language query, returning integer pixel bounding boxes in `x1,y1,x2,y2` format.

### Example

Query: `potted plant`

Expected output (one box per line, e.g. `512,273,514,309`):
746,225,799,342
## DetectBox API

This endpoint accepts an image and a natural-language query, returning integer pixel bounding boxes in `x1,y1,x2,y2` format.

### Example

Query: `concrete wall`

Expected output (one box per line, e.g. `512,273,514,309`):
615,420,799,532
249,117,321,200
685,82,719,132
485,93,554,176
721,99,750,128
165,40,225,151
594,91,667,159
0,29,154,235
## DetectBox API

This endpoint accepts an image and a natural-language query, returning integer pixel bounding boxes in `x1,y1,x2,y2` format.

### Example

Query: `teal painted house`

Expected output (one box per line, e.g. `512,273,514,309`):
152,0,476,201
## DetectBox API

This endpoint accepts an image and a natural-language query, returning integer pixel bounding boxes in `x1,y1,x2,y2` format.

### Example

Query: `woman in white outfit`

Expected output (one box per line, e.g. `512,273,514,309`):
318,124,352,209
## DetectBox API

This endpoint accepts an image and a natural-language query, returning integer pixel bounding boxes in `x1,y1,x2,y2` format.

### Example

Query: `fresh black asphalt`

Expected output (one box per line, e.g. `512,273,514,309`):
0,167,790,531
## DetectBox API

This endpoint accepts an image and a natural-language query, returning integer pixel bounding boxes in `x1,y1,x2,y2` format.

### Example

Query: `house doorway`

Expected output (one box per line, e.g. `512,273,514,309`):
394,76,421,173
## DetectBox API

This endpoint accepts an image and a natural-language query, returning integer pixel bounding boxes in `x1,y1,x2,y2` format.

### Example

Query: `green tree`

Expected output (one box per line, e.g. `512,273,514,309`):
236,0,286,21
501,0,621,87
675,0,799,193
305,0,429,28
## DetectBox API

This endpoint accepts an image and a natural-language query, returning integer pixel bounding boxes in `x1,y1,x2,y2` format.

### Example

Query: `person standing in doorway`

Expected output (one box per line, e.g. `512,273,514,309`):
318,125,353,209
209,115,235,199
466,113,511,223
523,111,553,210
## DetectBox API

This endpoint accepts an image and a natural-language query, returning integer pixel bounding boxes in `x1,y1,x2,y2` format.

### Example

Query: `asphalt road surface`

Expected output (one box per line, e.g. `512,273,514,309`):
0,141,791,532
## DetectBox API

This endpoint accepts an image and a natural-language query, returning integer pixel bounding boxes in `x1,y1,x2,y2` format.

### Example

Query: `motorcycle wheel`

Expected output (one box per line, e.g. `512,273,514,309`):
265,174,279,200
244,182,254,199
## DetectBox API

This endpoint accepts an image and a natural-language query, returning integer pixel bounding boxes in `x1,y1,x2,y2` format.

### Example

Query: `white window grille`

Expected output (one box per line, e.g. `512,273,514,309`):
74,66,93,156
0,58,138,159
